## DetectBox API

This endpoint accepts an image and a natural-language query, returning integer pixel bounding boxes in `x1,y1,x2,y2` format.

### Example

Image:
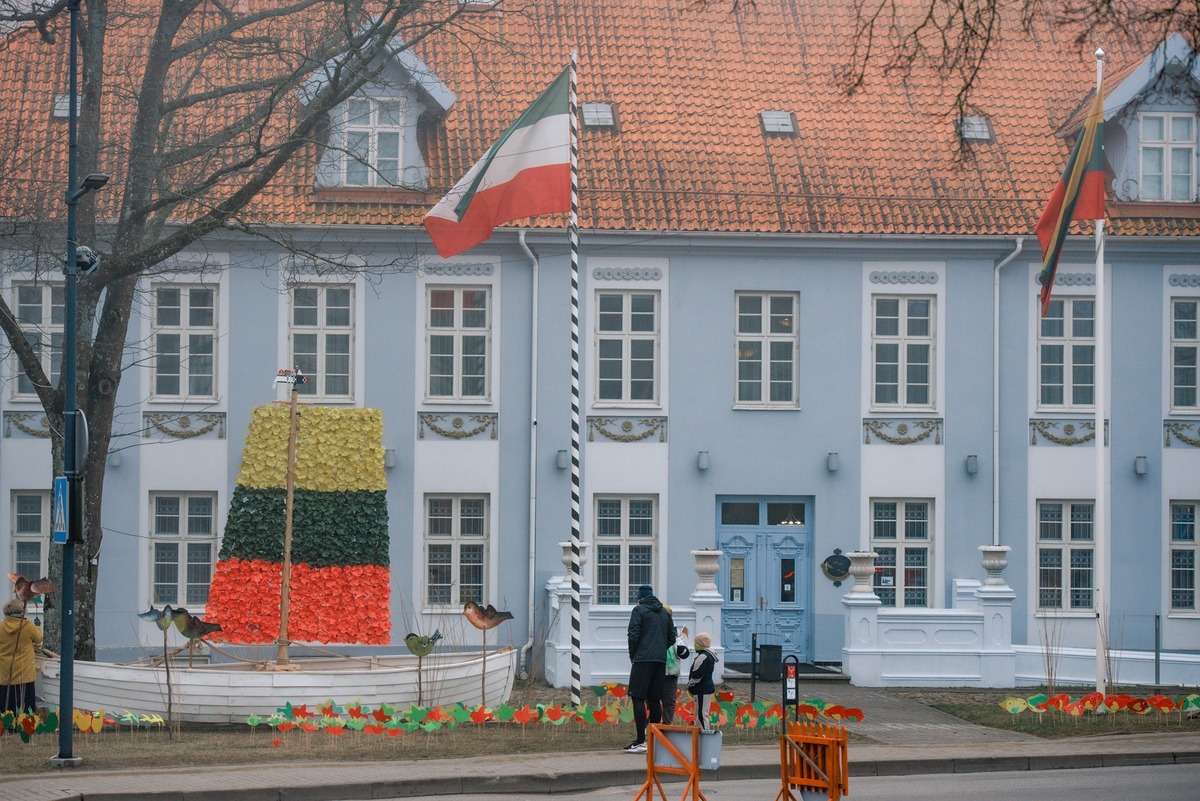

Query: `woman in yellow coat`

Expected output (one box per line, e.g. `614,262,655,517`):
0,599,43,715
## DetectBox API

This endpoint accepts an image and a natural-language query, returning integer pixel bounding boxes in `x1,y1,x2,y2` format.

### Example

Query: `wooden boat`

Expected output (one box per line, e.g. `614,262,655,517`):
37,382,517,724
37,647,517,724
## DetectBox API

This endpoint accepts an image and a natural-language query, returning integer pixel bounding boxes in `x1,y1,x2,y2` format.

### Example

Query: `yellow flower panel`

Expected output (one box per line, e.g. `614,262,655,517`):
237,405,387,492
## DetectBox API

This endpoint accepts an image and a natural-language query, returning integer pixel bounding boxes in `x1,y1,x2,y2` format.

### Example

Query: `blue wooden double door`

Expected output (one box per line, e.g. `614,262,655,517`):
716,497,811,666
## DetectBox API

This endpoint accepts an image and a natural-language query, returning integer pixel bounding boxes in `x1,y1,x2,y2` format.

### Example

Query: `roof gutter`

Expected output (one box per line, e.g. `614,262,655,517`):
992,237,1025,546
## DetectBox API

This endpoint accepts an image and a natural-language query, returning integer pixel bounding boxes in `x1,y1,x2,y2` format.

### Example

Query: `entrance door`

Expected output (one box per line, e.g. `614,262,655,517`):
716,498,810,666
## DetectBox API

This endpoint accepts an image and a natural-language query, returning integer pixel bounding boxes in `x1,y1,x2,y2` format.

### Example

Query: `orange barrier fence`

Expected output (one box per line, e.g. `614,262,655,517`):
775,721,849,801
633,724,714,801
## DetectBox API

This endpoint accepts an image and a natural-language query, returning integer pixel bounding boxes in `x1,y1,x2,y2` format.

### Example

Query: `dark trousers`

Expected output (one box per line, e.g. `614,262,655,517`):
692,693,710,730
661,676,679,725
1,682,36,716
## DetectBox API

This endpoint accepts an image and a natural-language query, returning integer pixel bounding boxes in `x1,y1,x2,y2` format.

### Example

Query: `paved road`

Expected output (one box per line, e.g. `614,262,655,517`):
386,763,1200,801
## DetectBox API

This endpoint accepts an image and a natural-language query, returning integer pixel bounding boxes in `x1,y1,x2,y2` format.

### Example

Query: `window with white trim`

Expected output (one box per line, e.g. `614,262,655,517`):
341,97,404,187
1139,112,1196,202
1173,299,1198,411
152,285,216,399
289,285,353,398
426,287,490,400
1039,298,1094,409
1171,501,1197,612
11,282,64,398
1037,500,1094,610
424,495,488,606
594,496,656,605
151,492,216,607
870,499,931,607
596,291,658,403
871,296,934,409
736,292,798,407
11,491,49,591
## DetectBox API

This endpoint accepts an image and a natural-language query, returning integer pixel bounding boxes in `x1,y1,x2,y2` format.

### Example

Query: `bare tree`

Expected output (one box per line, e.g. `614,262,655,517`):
843,1,1198,114
0,0,500,659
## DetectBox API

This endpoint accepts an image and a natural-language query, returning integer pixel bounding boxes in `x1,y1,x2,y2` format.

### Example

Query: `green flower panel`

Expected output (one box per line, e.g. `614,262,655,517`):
220,487,389,567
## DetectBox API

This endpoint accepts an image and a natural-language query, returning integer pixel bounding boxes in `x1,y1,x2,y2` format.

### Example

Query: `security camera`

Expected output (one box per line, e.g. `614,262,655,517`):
75,245,101,275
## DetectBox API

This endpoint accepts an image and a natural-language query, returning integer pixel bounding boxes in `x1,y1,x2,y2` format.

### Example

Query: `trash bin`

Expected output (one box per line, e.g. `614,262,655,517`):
757,643,782,682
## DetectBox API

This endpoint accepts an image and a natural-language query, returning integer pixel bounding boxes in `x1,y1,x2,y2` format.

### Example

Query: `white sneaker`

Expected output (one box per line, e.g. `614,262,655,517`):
623,741,647,753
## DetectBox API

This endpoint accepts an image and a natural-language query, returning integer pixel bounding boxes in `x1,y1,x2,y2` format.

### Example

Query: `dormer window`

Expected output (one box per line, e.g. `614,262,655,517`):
341,97,404,187
1139,112,1196,201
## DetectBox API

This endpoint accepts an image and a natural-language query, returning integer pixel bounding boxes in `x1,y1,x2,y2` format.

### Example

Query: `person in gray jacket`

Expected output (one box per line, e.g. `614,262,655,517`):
623,584,676,752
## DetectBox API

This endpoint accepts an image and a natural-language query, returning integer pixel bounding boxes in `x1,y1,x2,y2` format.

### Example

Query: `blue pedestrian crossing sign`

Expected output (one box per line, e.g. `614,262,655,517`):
52,476,68,544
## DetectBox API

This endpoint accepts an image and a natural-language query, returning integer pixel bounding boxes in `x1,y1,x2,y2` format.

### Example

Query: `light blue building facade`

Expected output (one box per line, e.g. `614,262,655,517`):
2,4,1199,687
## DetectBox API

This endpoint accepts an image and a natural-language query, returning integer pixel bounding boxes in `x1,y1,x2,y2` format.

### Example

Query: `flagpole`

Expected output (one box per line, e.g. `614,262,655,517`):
1092,47,1109,695
566,49,583,707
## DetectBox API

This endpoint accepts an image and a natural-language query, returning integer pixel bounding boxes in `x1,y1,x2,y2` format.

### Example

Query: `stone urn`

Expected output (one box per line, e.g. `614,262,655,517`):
846,551,879,593
691,549,723,593
978,544,1012,585
559,540,590,575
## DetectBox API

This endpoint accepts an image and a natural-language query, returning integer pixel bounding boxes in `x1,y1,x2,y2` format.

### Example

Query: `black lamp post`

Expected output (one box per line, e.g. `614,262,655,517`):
53,0,107,767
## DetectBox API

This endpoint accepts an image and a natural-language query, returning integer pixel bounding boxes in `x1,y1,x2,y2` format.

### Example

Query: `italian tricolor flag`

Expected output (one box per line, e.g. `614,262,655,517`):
423,66,571,258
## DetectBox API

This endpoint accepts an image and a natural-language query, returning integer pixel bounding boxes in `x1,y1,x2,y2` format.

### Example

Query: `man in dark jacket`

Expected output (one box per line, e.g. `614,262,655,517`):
624,584,676,752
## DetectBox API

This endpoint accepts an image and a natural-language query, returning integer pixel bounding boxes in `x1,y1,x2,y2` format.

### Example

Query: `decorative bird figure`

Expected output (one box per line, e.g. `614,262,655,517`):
462,601,514,630
8,573,55,603
138,605,176,631
170,607,222,640
404,629,443,657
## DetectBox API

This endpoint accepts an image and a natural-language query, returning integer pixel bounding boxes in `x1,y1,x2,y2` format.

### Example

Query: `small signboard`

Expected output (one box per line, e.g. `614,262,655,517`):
52,475,68,544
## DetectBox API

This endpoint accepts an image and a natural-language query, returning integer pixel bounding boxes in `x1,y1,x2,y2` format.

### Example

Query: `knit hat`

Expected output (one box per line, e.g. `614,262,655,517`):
694,632,711,649
637,584,654,600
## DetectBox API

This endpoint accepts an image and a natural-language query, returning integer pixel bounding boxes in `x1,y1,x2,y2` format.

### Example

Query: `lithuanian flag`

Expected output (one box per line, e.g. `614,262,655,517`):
423,66,571,258
205,405,390,644
1035,84,1107,317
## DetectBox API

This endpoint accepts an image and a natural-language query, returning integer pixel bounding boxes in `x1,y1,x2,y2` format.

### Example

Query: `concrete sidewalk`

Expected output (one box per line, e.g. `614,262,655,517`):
2,678,1198,801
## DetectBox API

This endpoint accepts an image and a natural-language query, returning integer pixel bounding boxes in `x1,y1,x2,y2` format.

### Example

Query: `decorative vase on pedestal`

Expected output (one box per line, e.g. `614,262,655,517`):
558,540,590,575
690,549,723,593
846,551,879,594
978,545,1011,586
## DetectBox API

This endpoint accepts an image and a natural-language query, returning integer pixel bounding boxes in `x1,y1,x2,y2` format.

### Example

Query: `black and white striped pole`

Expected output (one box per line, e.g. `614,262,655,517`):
566,49,583,707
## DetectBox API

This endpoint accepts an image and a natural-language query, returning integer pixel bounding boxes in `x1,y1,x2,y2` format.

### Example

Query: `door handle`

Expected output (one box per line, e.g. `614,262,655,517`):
758,596,765,611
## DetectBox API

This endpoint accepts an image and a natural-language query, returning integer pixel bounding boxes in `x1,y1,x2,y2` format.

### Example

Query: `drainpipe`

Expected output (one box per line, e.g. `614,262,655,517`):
992,237,1025,546
518,230,539,679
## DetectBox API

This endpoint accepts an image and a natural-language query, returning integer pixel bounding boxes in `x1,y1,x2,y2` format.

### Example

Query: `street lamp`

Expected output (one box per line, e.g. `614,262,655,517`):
52,0,107,768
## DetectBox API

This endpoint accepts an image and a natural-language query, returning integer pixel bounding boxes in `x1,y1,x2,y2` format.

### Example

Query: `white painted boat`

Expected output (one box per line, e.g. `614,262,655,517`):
38,647,517,724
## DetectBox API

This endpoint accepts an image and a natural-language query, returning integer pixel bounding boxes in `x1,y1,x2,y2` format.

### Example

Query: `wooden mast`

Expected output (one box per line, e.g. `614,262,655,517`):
275,383,300,666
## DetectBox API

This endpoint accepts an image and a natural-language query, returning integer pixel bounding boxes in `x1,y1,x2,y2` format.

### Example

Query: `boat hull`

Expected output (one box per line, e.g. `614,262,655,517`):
38,647,517,724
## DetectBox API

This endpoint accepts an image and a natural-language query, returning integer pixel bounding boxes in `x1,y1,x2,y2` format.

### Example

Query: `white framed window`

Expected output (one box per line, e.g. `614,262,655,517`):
1139,112,1196,202
11,492,49,593
595,291,658,403
1037,500,1094,611
289,284,353,399
426,286,490,401
870,499,931,607
11,282,64,398
151,492,216,607
1039,298,1094,409
871,295,934,409
594,496,656,605
341,96,404,187
152,284,216,399
735,292,798,407
424,495,488,607
1171,501,1197,612
1173,299,1198,411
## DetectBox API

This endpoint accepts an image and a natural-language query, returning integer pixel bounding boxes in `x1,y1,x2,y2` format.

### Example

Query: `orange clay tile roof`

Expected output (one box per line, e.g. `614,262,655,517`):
0,0,1194,241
